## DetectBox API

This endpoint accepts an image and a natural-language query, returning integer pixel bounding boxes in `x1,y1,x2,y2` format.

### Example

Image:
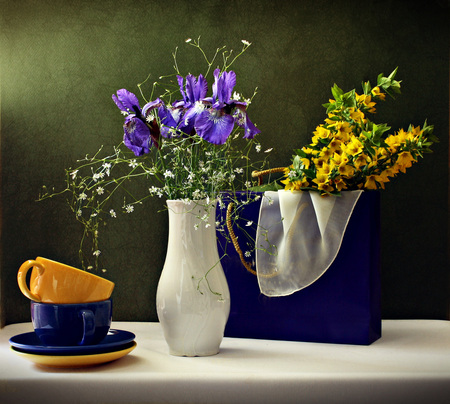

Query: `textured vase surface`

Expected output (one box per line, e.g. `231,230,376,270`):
156,199,230,356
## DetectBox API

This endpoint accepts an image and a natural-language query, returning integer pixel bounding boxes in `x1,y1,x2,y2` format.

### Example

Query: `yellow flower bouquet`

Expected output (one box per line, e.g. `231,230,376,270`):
281,68,437,195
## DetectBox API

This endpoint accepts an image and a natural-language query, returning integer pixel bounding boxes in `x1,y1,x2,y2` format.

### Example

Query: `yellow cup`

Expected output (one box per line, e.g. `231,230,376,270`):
17,257,115,303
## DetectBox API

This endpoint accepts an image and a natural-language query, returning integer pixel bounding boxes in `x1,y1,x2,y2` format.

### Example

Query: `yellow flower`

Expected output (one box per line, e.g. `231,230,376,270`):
353,153,368,169
314,125,332,139
319,146,334,160
334,121,352,140
300,158,311,169
317,162,334,176
334,177,347,191
344,137,364,156
356,93,377,113
313,173,334,193
371,86,386,101
332,152,349,166
282,177,309,191
350,108,366,123
328,138,342,153
396,151,416,172
337,164,355,178
364,175,379,190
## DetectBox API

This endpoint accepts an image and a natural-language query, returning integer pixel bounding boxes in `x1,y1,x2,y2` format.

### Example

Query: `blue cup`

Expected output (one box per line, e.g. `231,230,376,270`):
31,299,112,346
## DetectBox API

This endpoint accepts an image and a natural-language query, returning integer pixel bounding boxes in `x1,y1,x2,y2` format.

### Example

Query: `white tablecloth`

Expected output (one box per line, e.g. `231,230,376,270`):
1,320,449,404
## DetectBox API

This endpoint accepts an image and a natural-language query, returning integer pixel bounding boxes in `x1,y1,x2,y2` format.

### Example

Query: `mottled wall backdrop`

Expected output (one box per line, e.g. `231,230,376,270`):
1,0,449,325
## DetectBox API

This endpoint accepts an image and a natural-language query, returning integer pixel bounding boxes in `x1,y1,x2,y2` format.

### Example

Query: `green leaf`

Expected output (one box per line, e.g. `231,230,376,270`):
331,83,344,100
250,181,283,192
294,148,307,158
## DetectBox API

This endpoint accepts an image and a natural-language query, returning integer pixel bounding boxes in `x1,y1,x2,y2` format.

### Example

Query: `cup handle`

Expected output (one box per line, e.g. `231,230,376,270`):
79,309,96,345
17,260,44,302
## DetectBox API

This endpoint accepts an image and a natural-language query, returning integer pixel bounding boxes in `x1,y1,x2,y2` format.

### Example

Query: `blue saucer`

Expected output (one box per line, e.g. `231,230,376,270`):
9,329,135,356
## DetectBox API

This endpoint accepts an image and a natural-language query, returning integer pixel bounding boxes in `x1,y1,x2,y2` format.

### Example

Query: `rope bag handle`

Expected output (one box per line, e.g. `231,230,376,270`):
224,167,286,278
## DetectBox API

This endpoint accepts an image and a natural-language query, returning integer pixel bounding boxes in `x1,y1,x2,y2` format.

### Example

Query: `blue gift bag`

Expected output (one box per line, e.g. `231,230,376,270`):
216,191,381,345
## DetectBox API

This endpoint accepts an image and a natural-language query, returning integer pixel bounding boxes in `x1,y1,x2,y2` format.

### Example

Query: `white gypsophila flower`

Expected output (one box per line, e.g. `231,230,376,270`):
93,250,101,257
125,205,134,213
185,38,192,43
234,167,244,174
96,187,104,195
93,172,105,182
245,251,251,258
164,170,175,179
255,144,262,153
79,192,87,200
245,221,253,227
77,209,82,217
254,195,261,201
241,39,251,46
109,209,117,218
71,170,79,179
205,223,211,228
194,223,199,230
129,159,138,168
264,148,273,153
244,181,252,188
233,91,241,101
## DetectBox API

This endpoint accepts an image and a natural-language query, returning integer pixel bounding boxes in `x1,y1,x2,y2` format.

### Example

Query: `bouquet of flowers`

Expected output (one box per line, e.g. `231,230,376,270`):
40,38,268,270
281,68,436,195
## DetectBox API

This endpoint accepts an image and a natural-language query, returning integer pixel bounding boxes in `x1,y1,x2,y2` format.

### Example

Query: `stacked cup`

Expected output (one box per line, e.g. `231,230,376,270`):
17,257,115,346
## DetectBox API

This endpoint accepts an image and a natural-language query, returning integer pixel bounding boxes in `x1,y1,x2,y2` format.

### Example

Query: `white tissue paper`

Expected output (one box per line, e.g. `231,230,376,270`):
255,190,363,296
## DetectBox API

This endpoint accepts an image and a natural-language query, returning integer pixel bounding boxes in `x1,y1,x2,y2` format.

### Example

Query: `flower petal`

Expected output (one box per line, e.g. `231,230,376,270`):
123,116,151,156
112,89,141,113
195,109,235,145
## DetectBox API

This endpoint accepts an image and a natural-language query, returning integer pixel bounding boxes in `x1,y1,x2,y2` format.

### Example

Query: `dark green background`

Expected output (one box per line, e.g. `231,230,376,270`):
1,0,449,326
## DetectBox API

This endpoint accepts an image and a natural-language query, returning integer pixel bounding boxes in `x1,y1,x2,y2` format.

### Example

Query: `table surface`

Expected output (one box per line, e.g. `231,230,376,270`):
1,320,450,404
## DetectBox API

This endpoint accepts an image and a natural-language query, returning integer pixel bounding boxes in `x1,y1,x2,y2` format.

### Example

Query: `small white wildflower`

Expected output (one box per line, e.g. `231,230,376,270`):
71,170,79,179
194,223,199,230
129,159,138,168
164,170,175,179
244,181,252,188
87,266,93,270
241,39,251,46
245,251,251,258
232,91,241,101
96,187,104,195
109,209,117,218
205,223,211,228
234,167,244,174
93,172,105,182
125,205,134,213
264,148,273,153
254,195,261,201
245,221,253,227
255,144,262,153
93,250,101,257
79,192,87,200
101,269,107,273
76,209,82,217
185,38,192,43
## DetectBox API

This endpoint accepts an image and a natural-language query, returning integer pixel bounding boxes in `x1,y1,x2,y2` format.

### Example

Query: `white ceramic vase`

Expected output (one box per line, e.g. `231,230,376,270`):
156,199,230,356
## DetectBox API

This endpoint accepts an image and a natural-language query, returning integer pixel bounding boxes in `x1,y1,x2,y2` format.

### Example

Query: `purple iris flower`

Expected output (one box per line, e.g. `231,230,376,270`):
174,74,208,135
194,69,260,145
112,89,161,156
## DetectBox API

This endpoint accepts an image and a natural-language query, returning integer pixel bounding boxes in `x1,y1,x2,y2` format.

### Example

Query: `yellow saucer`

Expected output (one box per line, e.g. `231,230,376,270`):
11,341,136,368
